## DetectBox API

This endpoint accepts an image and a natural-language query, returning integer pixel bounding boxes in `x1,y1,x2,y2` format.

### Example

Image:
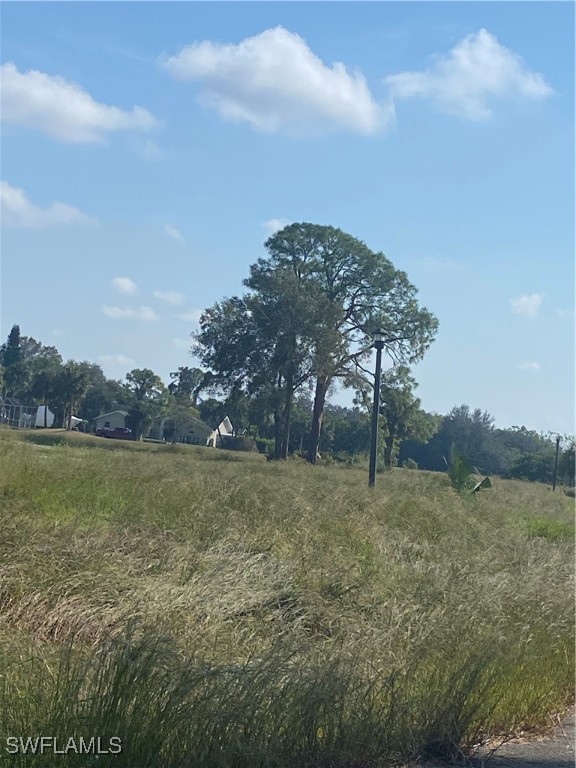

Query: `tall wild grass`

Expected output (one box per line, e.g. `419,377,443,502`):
0,432,573,766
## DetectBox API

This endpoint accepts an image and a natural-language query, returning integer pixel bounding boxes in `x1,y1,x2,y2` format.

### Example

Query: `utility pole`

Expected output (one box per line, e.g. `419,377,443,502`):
368,329,385,487
552,434,561,491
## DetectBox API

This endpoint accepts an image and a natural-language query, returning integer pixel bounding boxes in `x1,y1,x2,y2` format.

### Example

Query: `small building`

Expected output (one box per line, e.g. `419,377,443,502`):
148,414,213,444
35,405,55,428
207,417,234,447
91,410,129,432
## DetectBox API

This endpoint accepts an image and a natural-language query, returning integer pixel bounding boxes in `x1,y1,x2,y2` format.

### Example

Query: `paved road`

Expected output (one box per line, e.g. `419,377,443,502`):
470,708,575,768
419,708,574,768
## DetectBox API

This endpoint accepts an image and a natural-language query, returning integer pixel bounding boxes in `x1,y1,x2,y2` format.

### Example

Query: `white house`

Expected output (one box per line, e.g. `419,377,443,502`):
91,410,129,432
207,417,234,447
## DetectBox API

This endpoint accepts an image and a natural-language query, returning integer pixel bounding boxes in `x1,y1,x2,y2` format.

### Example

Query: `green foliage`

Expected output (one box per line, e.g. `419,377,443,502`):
49,361,92,428
258,223,439,462
524,517,575,541
399,410,565,484
505,452,554,484
1,326,65,401
447,448,477,492
558,441,575,486
0,324,24,397
378,365,438,469
255,437,275,455
402,458,418,470
125,368,166,402
168,366,207,406
123,369,166,440
78,377,130,423
194,223,438,463
221,435,256,452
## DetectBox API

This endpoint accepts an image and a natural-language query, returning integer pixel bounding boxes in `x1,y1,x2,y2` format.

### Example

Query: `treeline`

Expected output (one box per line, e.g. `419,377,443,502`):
0,323,573,485
2,221,572,485
198,390,574,486
0,325,211,441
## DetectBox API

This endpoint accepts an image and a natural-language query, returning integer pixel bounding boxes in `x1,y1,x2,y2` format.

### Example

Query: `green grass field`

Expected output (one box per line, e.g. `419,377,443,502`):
1,429,574,767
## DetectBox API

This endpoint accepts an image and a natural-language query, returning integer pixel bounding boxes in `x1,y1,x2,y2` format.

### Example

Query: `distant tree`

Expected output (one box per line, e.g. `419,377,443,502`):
125,368,166,402
438,405,504,473
504,451,555,484
197,398,228,430
253,224,439,464
124,368,166,440
50,362,91,428
29,369,59,427
558,441,575,486
168,366,207,406
78,377,130,423
20,337,62,366
330,407,371,457
1,329,65,401
1,325,24,397
375,366,438,469
194,278,319,459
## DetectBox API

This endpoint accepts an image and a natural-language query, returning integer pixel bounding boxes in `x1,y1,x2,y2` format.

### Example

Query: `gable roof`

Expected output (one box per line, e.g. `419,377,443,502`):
92,410,129,420
0,396,21,407
209,417,234,436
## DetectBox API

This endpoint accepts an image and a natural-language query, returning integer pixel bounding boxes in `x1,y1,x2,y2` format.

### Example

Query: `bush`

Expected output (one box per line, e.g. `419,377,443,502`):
504,452,554,484
255,438,274,455
402,458,418,470
447,448,476,492
221,435,257,452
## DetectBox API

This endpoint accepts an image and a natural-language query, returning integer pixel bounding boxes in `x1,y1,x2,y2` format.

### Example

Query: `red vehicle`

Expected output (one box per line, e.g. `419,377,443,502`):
95,426,133,440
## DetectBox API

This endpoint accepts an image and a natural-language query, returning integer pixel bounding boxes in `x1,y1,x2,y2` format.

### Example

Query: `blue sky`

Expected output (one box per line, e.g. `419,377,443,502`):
1,2,574,434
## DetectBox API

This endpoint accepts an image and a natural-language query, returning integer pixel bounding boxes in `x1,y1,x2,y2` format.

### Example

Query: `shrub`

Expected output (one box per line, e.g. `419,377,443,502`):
402,458,418,470
447,448,476,492
255,438,274,455
221,435,257,452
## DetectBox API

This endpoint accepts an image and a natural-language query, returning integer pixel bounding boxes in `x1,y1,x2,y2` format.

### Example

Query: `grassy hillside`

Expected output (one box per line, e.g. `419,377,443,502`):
1,430,573,767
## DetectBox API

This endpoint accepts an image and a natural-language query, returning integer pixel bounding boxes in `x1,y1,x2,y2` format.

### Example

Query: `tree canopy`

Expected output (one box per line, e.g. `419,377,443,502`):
195,223,439,462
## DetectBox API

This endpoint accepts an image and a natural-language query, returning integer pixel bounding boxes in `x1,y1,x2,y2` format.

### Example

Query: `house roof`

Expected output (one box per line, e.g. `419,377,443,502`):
187,417,213,435
209,417,234,436
0,396,21,406
92,410,129,421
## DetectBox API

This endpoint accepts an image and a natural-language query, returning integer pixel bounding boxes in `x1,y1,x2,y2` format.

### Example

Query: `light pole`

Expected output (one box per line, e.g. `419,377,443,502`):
552,434,562,492
368,329,385,487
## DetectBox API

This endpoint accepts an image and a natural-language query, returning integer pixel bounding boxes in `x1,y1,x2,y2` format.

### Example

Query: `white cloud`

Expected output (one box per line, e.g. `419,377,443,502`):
164,224,185,243
262,218,291,235
385,29,553,120
1,180,96,229
98,354,136,367
517,362,540,372
102,305,158,321
102,306,135,319
177,309,203,323
140,139,164,161
163,26,393,135
1,61,157,142
172,338,192,350
154,290,185,305
138,305,158,321
112,276,137,295
510,293,543,317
